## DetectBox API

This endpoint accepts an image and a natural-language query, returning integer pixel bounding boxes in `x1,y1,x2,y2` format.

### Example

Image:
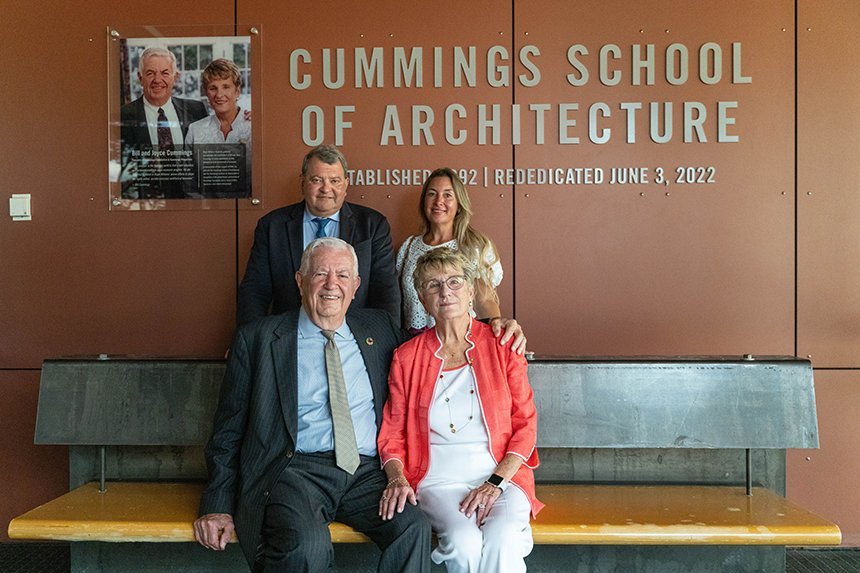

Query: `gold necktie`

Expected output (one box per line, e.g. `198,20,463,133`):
321,330,360,474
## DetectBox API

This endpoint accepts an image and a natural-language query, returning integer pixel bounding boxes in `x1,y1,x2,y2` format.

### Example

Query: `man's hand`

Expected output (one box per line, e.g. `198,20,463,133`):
193,513,235,550
489,317,527,355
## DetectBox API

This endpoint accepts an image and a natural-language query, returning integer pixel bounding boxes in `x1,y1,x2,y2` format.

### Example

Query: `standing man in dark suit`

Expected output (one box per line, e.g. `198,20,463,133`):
194,238,430,572
119,47,207,198
237,145,401,327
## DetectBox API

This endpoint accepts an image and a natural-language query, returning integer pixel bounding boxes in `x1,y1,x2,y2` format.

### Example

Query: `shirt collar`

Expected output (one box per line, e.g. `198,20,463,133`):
143,97,176,114
303,207,341,224
298,306,349,339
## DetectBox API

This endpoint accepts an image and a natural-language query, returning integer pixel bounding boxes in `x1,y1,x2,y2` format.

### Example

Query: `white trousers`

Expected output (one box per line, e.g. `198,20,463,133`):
418,482,533,573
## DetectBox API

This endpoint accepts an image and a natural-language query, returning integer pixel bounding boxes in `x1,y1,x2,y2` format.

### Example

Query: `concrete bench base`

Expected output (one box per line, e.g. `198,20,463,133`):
66,543,795,573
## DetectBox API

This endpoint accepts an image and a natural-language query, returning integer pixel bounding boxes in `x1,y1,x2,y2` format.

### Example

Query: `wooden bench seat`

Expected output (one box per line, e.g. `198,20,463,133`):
8,481,841,546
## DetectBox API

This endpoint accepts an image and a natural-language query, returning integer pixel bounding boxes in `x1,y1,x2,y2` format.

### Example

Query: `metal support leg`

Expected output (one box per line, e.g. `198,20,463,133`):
745,448,752,496
99,446,106,493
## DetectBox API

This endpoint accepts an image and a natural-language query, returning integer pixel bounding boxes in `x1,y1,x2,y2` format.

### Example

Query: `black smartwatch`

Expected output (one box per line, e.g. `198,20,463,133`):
485,473,507,491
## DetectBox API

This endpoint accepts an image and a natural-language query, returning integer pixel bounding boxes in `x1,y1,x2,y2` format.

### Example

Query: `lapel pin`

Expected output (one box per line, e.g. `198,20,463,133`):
365,337,374,346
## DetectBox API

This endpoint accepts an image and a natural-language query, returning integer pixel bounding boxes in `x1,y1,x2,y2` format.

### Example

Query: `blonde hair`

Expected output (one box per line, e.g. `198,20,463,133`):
412,247,475,292
201,58,241,90
418,168,500,304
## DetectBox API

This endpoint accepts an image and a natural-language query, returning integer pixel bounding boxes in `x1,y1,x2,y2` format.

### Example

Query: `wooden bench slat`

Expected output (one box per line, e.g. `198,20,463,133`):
6,483,369,544
8,482,841,546
533,485,841,545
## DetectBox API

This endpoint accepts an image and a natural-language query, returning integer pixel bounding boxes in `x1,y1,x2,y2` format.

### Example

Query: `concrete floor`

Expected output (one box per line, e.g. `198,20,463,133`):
1,543,858,573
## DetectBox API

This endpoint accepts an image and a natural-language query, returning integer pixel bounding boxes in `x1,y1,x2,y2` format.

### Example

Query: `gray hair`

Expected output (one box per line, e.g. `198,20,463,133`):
139,47,177,72
412,247,476,292
301,144,349,176
299,237,359,277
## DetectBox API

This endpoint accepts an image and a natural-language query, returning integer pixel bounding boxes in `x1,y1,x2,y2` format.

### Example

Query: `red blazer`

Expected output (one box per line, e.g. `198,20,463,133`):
378,319,544,517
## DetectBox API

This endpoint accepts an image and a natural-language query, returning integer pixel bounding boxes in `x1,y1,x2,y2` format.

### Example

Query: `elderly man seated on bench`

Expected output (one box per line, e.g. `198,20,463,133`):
193,237,431,572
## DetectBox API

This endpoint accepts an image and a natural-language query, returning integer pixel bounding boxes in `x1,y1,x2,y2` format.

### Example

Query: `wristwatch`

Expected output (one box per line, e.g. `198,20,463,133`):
485,473,507,491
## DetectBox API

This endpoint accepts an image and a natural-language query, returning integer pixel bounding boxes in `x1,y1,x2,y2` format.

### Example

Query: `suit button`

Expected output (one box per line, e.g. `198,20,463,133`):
264,490,269,497
286,450,293,458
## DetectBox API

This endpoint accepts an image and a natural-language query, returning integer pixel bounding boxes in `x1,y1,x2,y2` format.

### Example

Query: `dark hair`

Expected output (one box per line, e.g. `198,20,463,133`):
301,144,348,176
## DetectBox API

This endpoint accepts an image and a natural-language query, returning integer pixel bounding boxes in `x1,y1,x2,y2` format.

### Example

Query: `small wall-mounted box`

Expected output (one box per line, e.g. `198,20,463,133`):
10,194,32,221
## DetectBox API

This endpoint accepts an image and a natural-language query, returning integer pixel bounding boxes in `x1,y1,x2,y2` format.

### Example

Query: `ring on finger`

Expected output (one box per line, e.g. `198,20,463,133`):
478,503,486,509
381,495,389,501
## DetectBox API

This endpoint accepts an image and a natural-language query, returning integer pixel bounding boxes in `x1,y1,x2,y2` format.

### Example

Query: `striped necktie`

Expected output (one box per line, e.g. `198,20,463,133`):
313,217,331,239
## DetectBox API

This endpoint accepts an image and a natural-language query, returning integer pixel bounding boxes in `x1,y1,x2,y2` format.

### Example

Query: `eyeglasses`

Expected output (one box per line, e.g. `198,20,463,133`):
421,275,466,293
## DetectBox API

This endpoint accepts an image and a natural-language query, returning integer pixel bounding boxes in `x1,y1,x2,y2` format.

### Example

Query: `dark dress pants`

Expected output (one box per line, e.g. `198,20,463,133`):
255,452,431,572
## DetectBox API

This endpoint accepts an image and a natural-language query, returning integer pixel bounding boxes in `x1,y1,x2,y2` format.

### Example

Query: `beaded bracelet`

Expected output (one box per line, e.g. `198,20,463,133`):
386,476,409,488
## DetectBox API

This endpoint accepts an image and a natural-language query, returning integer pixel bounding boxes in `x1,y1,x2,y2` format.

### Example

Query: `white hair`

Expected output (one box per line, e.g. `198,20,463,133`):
299,237,359,276
139,47,177,71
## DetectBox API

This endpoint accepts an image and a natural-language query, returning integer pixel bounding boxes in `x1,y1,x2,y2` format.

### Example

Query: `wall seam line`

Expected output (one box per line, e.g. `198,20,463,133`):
511,1,517,320
794,0,799,360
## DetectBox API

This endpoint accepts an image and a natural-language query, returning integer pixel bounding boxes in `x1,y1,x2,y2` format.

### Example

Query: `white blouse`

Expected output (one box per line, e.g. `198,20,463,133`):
422,364,496,489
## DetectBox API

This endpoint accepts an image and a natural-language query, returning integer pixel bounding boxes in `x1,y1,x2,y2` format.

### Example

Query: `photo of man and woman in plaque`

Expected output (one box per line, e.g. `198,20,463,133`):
116,36,252,200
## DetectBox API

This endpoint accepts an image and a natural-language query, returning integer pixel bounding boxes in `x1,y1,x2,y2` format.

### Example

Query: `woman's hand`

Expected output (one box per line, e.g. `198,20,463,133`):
378,475,417,521
490,317,527,355
460,482,502,524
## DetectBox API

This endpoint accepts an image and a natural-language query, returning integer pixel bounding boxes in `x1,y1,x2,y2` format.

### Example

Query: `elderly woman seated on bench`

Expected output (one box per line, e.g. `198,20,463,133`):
378,247,543,573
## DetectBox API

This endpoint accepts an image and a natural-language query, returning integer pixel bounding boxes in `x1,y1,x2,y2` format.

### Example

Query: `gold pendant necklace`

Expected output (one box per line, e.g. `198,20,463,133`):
439,364,475,433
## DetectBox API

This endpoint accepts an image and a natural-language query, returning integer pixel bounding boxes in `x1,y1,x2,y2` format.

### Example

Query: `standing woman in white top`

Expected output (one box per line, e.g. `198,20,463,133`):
397,168,503,334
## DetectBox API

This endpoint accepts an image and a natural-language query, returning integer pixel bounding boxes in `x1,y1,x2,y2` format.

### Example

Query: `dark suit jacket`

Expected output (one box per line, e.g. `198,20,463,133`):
237,201,401,327
120,96,208,147
119,96,207,198
199,308,404,565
